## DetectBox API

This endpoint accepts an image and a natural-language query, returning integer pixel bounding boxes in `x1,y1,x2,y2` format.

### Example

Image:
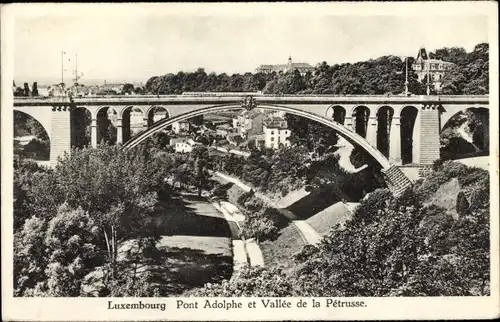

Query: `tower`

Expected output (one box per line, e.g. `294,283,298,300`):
287,55,292,72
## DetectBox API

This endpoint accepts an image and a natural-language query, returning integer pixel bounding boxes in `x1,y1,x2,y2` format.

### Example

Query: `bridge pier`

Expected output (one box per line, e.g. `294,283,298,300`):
344,116,354,131
417,104,441,165
389,116,402,165
50,106,72,166
366,116,377,147
91,118,98,148
116,118,123,145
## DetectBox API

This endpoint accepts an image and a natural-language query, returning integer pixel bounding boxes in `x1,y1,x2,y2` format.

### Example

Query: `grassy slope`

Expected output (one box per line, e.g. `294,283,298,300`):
259,225,306,274
306,202,353,236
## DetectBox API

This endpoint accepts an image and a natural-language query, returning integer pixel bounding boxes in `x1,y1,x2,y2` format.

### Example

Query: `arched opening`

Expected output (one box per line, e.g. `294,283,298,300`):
71,107,92,149
96,107,118,145
148,106,169,127
332,105,346,124
440,107,489,160
376,106,394,158
352,106,370,138
13,110,51,161
122,106,146,143
400,106,418,165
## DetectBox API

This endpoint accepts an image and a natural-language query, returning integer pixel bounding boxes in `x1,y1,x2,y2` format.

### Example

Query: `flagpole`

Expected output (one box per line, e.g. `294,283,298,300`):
61,51,64,84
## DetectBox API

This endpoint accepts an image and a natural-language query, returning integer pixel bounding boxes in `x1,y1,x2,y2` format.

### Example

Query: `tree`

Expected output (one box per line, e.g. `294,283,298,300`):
121,83,135,95
187,266,297,297
23,83,31,97
14,86,25,97
31,82,39,96
53,146,163,280
43,205,99,296
25,117,49,141
192,145,211,196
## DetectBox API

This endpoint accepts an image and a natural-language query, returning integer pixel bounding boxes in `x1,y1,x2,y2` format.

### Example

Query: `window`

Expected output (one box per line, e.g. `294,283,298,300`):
271,131,274,135
271,137,274,142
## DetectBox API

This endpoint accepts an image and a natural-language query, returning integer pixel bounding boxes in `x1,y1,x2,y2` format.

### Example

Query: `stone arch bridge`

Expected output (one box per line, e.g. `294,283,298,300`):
14,94,489,195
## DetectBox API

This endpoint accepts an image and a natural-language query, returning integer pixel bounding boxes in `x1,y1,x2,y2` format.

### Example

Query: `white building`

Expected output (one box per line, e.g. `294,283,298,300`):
234,109,266,138
130,109,144,125
263,117,291,149
172,120,190,134
412,47,455,92
170,137,200,153
255,56,315,76
153,110,168,123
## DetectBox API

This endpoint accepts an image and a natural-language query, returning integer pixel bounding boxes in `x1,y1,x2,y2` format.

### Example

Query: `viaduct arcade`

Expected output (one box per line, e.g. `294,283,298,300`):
14,94,489,195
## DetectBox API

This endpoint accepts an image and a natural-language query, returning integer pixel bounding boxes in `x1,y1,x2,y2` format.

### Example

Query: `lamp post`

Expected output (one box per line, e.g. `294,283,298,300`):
404,56,409,96
426,66,431,95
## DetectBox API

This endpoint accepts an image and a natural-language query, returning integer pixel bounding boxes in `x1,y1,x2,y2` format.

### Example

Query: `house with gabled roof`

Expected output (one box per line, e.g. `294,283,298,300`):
412,47,455,91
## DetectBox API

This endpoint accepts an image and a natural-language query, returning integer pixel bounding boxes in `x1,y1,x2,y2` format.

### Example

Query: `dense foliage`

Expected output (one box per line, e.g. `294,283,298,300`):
235,192,281,242
144,43,488,96
191,161,490,296
14,146,168,296
437,43,489,95
213,144,383,201
14,111,50,161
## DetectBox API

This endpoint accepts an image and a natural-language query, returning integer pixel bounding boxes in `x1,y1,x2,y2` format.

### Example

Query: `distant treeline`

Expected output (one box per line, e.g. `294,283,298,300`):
145,43,488,95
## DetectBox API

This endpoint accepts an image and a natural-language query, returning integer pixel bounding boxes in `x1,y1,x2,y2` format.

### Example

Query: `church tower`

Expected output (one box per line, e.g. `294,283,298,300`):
286,55,293,72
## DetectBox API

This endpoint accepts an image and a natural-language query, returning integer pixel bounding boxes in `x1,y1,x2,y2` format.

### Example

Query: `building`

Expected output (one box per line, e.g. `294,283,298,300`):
170,137,200,153
130,109,144,125
172,120,190,134
215,123,232,137
234,109,266,138
153,110,168,123
263,117,291,149
412,47,455,92
255,56,315,76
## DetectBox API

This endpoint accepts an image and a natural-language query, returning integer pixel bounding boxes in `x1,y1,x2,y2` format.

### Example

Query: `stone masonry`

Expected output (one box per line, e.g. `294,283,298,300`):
418,104,441,165
50,106,72,166
382,165,413,197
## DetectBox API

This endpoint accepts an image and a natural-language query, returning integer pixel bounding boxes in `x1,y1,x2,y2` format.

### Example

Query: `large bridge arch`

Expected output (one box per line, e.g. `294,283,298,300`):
440,107,490,158
13,107,53,141
123,103,392,170
440,105,489,130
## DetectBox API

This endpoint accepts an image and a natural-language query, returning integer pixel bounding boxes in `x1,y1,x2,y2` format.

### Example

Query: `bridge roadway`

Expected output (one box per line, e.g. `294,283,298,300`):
13,94,489,196
13,94,489,106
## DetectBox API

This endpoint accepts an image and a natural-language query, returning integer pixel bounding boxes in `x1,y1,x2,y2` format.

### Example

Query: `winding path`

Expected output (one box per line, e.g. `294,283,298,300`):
211,171,322,247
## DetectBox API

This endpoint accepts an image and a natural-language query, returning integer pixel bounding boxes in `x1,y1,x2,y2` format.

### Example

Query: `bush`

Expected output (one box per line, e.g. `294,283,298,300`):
185,266,297,297
239,206,281,242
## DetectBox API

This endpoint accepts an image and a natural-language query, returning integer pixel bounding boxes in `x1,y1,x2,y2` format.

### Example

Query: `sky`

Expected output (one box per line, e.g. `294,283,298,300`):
11,4,489,85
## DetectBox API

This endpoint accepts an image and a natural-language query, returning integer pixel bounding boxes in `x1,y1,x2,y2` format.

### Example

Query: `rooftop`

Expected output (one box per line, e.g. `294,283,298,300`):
264,116,288,129
240,109,263,118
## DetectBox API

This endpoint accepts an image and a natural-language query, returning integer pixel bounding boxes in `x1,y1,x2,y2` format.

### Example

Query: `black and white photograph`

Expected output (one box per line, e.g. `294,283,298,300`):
1,2,498,321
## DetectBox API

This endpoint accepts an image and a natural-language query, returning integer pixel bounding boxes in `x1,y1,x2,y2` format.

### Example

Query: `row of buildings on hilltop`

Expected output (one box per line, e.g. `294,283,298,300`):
255,56,315,76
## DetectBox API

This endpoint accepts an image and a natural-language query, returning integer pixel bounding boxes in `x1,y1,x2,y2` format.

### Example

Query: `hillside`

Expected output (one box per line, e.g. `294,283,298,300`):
145,43,488,96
